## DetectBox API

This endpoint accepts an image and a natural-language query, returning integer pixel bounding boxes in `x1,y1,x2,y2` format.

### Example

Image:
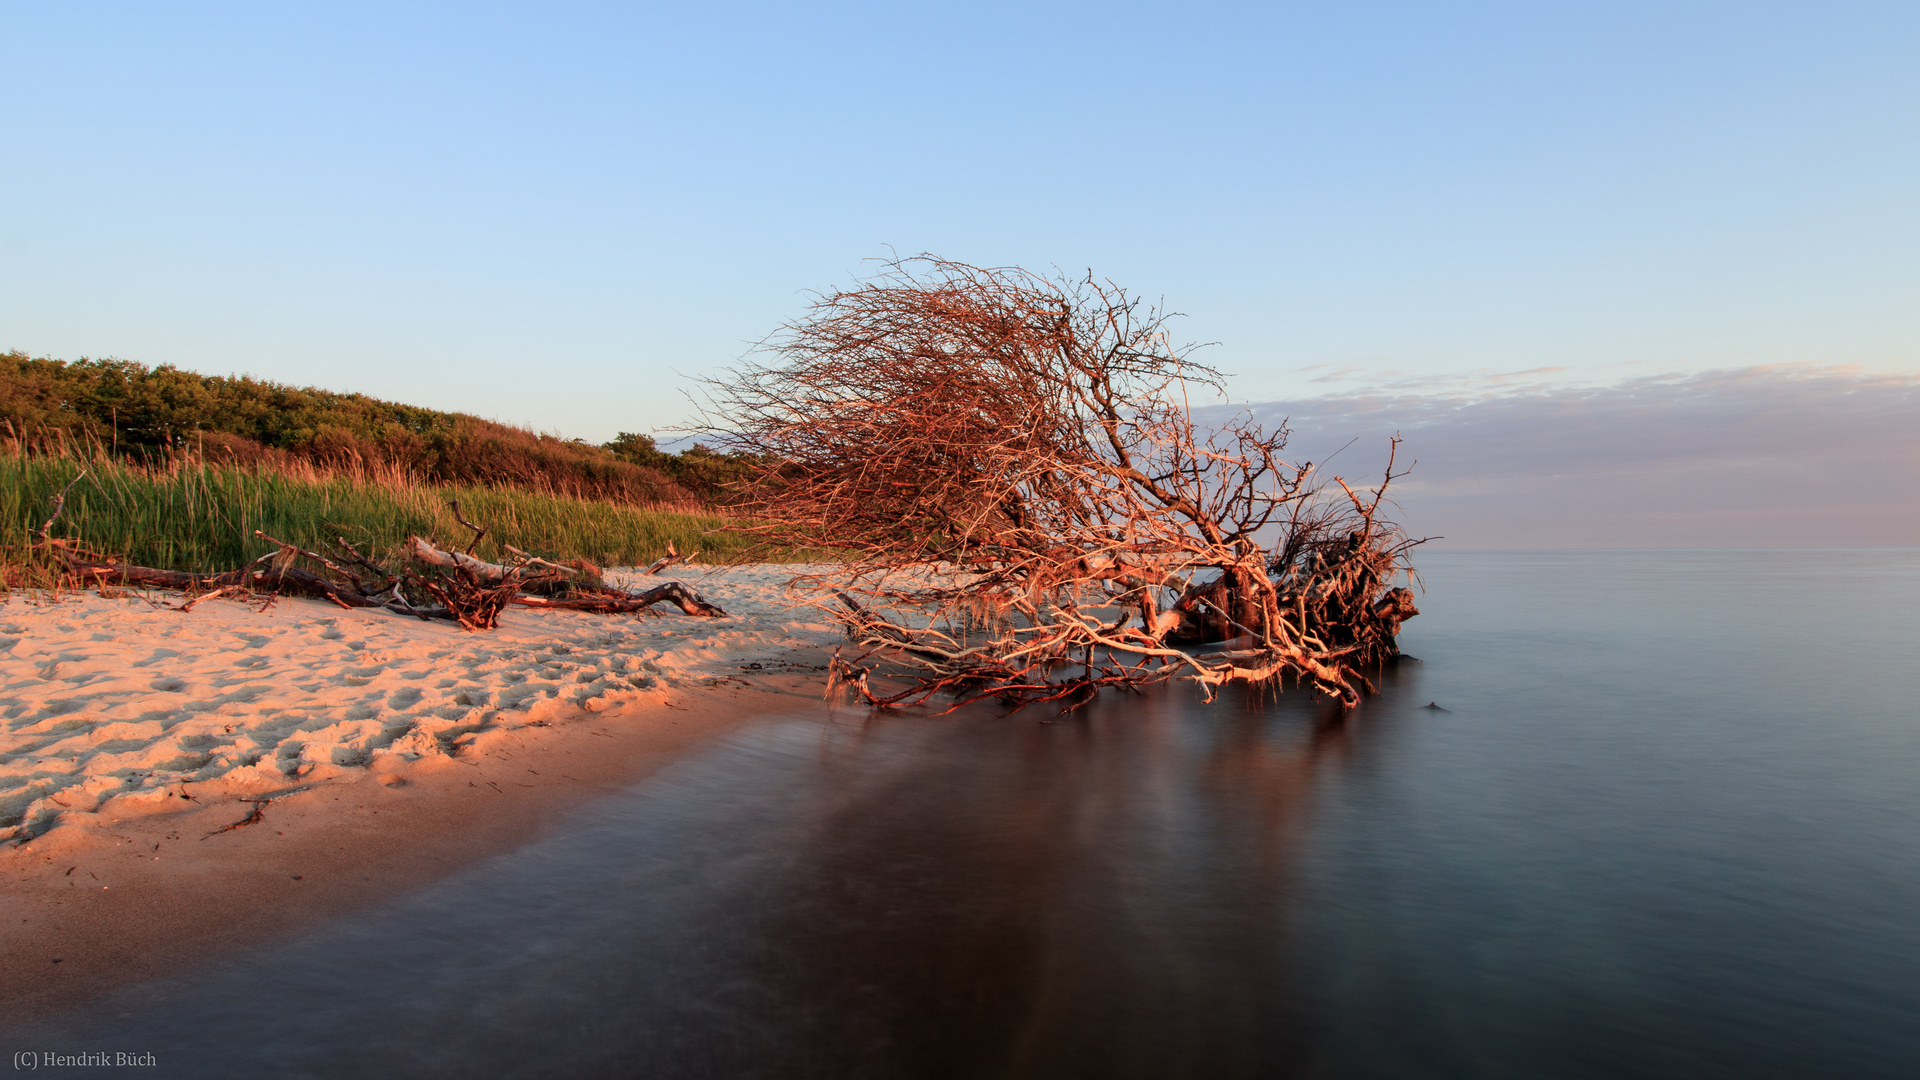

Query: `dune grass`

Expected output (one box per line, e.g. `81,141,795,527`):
2,450,765,586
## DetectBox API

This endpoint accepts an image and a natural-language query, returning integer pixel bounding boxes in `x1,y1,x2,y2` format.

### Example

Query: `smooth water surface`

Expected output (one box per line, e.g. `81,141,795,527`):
17,551,1920,1078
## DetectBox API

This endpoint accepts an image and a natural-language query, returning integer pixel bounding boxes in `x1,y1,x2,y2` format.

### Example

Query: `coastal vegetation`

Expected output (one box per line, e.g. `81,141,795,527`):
0,438,758,599
0,349,757,505
1,349,776,597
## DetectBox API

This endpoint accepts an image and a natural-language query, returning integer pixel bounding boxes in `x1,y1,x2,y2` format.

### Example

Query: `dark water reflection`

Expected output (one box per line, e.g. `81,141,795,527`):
17,551,1920,1078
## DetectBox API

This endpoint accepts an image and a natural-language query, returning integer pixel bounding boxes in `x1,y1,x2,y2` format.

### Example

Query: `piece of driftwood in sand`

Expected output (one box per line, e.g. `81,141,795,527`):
401,538,725,618
512,583,725,618
403,536,578,583
66,557,382,611
704,256,1425,711
643,541,697,576
27,489,726,629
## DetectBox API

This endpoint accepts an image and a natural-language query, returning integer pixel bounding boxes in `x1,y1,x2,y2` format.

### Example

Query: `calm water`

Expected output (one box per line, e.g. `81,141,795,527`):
16,551,1920,1078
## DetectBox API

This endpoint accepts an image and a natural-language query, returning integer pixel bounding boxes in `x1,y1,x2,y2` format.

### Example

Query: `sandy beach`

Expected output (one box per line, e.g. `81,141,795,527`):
0,565,845,1015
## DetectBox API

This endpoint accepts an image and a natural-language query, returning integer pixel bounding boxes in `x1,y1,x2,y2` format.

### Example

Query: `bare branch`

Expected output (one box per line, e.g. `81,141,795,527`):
699,255,1423,710
449,499,487,555
33,468,90,543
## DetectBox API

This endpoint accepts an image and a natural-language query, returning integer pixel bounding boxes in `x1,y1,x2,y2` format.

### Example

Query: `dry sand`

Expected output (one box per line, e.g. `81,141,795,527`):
0,566,846,1015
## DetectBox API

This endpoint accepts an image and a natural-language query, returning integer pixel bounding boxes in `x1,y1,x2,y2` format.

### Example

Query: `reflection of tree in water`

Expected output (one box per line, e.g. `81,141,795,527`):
750,689,1360,1078
1201,686,1355,885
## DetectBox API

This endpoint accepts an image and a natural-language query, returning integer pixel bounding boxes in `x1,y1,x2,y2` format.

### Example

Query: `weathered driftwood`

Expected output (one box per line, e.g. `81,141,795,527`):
66,557,380,610
406,538,582,583
502,545,576,574
404,537,532,583
706,256,1426,710
406,567,520,631
32,468,90,544
512,580,725,618
406,537,726,617
28,489,726,629
644,542,697,576
448,499,488,554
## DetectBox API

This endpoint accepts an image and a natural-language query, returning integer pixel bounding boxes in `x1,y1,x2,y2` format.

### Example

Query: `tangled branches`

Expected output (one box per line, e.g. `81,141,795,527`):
25,490,726,628
707,256,1422,709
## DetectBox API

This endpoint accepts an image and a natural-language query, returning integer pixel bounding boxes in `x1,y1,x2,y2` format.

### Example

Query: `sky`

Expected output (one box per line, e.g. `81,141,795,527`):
3,2,1916,546
1204,364,1920,548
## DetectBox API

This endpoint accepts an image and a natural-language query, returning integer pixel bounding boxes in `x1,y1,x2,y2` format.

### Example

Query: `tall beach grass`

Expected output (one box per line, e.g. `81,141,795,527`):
2,447,761,584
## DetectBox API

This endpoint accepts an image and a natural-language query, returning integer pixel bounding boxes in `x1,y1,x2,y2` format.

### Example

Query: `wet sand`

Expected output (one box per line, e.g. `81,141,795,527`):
0,673,831,1018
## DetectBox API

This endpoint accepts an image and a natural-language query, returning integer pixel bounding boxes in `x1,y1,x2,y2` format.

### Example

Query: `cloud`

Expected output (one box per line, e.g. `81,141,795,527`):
1203,365,1920,548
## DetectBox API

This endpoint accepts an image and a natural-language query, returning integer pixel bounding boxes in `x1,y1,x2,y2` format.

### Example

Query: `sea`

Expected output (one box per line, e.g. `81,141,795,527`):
16,550,1920,1078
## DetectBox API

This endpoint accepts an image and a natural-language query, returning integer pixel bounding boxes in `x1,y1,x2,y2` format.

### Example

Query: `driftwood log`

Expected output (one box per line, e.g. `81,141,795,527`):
643,542,697,576
513,583,725,618
404,537,580,583
28,489,726,629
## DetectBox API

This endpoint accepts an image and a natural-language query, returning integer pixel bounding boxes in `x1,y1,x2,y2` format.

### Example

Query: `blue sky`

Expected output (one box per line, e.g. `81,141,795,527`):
4,3,1917,542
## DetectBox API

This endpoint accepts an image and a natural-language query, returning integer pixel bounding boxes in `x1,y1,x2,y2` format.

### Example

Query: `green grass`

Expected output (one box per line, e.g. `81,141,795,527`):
2,452,766,582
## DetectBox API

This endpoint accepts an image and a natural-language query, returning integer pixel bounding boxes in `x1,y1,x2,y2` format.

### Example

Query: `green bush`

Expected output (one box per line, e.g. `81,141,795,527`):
1,350,761,506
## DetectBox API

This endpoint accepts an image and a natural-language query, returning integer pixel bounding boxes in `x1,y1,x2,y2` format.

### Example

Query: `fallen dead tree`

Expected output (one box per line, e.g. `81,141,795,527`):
705,256,1424,711
26,482,726,629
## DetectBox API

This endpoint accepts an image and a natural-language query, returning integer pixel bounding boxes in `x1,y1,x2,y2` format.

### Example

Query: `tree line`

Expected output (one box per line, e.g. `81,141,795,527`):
1,350,753,505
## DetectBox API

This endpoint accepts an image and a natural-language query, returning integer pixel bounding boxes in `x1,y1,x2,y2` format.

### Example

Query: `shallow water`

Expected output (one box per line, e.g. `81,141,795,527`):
17,551,1920,1078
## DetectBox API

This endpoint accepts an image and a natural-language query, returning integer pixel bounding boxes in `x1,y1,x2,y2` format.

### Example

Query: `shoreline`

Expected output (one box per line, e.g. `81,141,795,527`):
0,566,845,1017
0,679,829,1018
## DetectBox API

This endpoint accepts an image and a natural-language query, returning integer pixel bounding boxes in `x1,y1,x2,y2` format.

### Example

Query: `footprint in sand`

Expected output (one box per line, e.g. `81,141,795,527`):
497,684,546,710
32,699,89,721
150,677,187,693
215,685,270,704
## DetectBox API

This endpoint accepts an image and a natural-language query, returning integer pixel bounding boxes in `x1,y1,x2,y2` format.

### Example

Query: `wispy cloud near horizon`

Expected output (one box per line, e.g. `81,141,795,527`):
1206,365,1920,549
